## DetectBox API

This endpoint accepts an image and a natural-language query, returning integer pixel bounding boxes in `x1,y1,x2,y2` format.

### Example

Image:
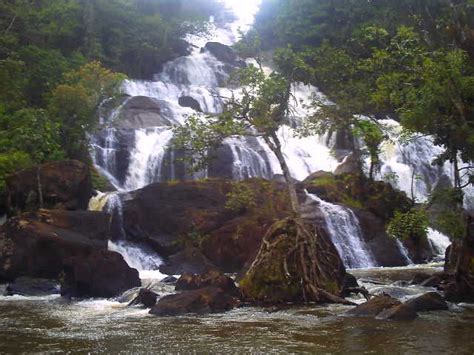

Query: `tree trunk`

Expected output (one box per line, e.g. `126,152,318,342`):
36,164,44,209
264,132,299,215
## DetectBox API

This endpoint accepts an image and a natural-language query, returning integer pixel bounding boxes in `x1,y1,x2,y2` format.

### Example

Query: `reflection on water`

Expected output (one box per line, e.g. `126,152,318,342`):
1,266,473,354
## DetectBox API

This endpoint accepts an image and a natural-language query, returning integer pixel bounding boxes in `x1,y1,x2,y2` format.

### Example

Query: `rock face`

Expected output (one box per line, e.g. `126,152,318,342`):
149,286,240,316
122,179,290,273
5,277,59,296
0,209,109,281
6,160,92,216
61,250,140,298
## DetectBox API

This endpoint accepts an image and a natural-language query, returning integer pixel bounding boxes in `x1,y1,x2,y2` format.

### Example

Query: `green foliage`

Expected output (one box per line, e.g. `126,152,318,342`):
0,151,32,194
387,209,429,243
48,61,126,160
225,182,257,213
428,188,466,240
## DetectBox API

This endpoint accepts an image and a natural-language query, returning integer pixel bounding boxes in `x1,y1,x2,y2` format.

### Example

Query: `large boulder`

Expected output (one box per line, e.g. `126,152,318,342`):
61,249,140,298
6,160,92,216
149,286,240,316
203,42,238,64
116,96,178,129
0,209,109,281
178,96,202,112
376,303,418,321
122,179,290,273
175,270,239,297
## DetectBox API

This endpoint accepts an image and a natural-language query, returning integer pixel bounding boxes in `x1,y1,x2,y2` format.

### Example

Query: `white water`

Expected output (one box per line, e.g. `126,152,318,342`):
90,0,472,272
427,228,451,257
307,193,376,269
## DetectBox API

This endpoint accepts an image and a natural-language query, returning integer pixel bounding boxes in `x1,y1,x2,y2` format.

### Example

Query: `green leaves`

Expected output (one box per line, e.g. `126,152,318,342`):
387,209,429,243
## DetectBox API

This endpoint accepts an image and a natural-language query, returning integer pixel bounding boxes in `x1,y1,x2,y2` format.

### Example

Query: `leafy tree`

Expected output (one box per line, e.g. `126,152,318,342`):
174,63,347,303
48,61,126,160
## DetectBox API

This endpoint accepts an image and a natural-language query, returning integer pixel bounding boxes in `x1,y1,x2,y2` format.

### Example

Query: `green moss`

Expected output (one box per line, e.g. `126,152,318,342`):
90,166,110,191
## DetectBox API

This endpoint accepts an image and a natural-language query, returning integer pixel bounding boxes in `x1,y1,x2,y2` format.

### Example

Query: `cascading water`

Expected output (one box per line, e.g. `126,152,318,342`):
427,228,451,257
90,0,467,271
306,193,376,269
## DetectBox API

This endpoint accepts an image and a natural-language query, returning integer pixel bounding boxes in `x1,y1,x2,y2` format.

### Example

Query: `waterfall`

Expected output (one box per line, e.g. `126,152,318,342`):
427,227,451,257
306,193,376,269
89,192,163,276
395,239,413,265
123,128,174,191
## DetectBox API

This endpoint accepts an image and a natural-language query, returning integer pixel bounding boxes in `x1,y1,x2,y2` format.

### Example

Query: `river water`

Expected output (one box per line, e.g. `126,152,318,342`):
1,265,473,354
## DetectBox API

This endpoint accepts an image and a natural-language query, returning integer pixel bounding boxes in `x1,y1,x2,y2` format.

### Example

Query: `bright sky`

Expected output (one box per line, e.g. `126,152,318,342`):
221,0,261,25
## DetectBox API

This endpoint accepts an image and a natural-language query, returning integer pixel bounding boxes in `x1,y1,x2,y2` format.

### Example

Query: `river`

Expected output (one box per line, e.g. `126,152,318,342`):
1,264,473,354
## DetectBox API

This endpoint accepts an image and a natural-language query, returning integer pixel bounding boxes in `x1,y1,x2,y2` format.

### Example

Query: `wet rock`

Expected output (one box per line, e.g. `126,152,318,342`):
175,270,239,296
149,286,240,316
343,273,359,289
405,292,448,312
203,42,238,64
346,295,401,317
178,96,202,112
159,247,218,275
6,160,92,216
334,153,362,175
117,96,178,129
0,209,109,281
61,249,140,298
377,303,418,321
5,277,59,296
128,288,159,308
160,276,178,284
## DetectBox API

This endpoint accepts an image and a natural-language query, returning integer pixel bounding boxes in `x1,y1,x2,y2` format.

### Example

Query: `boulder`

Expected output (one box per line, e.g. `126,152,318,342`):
149,286,240,316
203,42,238,64
0,209,109,281
376,303,418,321
346,295,401,317
116,96,177,129
334,152,363,175
175,270,239,296
61,249,140,298
5,277,59,296
122,179,290,273
404,292,448,312
128,288,159,308
159,247,218,275
178,96,202,112
6,160,92,216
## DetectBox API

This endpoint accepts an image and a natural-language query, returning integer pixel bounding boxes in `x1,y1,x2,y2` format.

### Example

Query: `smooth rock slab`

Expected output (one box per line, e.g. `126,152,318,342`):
5,277,59,296
346,295,401,317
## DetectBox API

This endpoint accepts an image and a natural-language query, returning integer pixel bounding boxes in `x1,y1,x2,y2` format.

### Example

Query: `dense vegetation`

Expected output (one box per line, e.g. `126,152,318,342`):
0,0,220,209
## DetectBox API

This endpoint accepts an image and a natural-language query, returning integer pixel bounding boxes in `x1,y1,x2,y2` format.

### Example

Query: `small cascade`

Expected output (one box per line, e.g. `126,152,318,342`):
427,227,451,257
394,239,414,265
306,193,376,269
89,192,163,276
124,128,174,190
